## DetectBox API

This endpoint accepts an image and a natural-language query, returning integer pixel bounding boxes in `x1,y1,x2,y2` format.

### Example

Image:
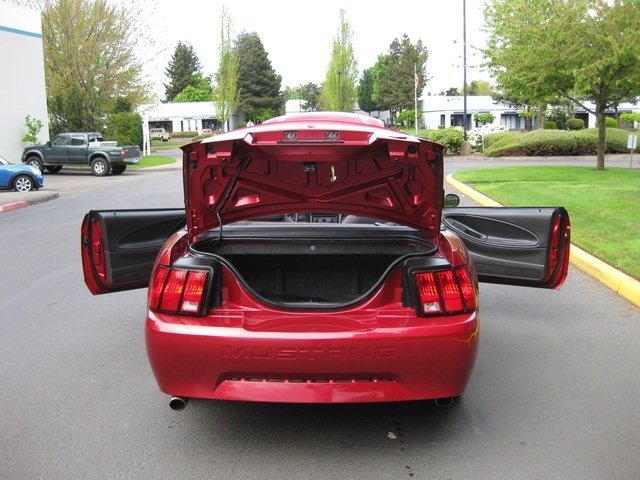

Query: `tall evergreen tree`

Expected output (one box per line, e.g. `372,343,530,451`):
357,68,377,114
235,32,282,122
377,35,428,124
164,42,202,102
300,83,320,112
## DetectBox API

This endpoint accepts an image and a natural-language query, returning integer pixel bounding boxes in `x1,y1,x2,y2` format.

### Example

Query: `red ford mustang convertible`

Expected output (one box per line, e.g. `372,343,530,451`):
81,112,570,410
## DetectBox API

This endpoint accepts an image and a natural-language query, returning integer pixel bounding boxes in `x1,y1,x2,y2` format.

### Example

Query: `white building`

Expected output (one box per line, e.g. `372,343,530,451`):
138,101,245,134
285,97,640,131
0,2,49,162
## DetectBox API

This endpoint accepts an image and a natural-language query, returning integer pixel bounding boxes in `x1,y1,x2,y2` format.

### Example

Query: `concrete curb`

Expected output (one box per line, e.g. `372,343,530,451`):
0,201,28,212
0,192,59,213
445,174,640,309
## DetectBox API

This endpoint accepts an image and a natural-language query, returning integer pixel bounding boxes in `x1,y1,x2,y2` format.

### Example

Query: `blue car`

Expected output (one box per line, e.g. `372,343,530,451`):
0,155,43,192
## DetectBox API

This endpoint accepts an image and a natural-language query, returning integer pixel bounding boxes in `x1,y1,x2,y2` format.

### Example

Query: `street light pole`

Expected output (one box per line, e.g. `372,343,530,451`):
463,0,468,141
337,69,343,111
461,0,472,155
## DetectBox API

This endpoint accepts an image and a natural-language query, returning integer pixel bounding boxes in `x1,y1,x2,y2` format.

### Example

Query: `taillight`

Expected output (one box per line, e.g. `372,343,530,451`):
414,267,477,316
148,266,209,315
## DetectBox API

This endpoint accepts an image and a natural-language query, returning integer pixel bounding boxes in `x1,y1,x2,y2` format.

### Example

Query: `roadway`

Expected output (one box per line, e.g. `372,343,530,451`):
0,154,638,479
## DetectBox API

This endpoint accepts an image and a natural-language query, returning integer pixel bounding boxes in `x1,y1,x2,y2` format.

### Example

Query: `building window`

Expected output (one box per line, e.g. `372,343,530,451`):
501,114,517,130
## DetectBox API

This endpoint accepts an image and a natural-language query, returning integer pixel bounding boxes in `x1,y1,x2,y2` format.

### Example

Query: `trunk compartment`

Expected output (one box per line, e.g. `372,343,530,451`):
191,225,436,306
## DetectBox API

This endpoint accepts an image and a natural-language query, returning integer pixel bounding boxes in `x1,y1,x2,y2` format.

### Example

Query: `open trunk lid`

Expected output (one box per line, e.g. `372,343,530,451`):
180,112,444,238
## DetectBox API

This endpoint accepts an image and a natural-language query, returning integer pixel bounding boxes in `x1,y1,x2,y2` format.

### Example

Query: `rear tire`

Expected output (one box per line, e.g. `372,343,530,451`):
26,156,43,173
91,157,109,176
13,175,34,192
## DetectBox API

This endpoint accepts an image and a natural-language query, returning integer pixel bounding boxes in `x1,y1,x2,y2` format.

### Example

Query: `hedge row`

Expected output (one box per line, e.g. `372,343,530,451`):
418,128,464,154
484,128,632,157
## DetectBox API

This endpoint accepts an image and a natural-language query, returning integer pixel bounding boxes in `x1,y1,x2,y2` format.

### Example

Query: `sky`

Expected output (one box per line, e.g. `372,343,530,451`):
151,0,490,98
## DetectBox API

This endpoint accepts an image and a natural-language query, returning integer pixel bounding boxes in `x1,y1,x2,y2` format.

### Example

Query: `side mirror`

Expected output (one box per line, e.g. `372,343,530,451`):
444,193,460,207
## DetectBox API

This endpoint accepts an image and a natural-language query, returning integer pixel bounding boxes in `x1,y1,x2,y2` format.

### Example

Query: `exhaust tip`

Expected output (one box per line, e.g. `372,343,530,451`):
169,396,189,411
434,397,456,408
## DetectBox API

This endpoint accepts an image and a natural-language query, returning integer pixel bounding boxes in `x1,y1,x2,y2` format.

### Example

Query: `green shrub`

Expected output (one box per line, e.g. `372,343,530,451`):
602,128,634,152
484,131,520,149
544,120,557,130
620,112,640,126
604,116,618,128
171,130,198,138
484,128,631,157
566,118,585,130
105,112,142,147
546,108,569,130
419,128,464,154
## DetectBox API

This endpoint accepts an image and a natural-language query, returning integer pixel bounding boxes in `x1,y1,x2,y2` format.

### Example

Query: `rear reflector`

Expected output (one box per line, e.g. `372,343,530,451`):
149,266,209,315
414,267,477,316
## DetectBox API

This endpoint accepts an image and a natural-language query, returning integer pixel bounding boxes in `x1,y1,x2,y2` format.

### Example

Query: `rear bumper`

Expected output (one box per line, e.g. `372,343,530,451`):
145,311,479,403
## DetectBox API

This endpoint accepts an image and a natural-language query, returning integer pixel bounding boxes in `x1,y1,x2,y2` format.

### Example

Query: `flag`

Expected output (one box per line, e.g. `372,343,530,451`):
415,72,419,88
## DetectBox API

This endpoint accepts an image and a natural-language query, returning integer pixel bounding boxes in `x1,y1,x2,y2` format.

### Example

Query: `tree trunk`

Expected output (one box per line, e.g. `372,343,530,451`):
596,111,606,171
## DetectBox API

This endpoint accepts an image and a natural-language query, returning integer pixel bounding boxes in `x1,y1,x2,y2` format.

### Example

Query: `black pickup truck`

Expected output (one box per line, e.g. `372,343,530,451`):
22,132,140,176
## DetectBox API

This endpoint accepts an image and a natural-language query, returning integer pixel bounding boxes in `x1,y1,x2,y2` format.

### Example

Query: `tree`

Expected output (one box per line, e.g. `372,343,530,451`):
105,112,142,147
357,68,378,114
467,80,492,96
444,87,460,96
41,0,149,134
474,112,495,125
376,34,428,125
300,83,320,112
164,42,202,102
212,6,239,132
173,73,212,102
483,0,640,170
235,32,282,122
319,9,358,111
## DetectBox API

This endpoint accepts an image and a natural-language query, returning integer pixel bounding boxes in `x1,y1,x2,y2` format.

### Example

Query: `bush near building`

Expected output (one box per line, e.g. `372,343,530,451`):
417,128,464,154
484,128,630,157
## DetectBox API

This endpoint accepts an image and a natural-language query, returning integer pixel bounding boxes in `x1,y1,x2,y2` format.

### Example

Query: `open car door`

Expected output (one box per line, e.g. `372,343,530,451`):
81,209,185,295
442,207,570,289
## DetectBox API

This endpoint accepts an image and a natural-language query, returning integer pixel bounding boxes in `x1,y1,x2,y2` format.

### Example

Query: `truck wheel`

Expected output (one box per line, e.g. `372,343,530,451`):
91,158,109,176
26,156,43,173
13,175,34,192
46,165,63,173
111,165,126,175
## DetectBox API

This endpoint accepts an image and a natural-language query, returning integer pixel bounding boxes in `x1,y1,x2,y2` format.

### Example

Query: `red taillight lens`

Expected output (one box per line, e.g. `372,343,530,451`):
148,266,209,315
414,267,477,316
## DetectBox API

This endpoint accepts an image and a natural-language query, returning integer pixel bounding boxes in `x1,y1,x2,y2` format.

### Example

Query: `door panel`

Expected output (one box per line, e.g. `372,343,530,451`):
81,209,186,294
442,207,570,289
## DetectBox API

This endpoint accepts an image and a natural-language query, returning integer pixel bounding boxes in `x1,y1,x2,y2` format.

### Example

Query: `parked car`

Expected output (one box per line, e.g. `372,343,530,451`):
0,155,43,192
150,128,171,142
81,112,570,410
22,132,140,176
201,128,214,136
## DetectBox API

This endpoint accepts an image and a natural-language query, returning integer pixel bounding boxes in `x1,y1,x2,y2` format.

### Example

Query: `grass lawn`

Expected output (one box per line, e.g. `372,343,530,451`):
150,139,190,150
129,155,177,169
452,166,640,280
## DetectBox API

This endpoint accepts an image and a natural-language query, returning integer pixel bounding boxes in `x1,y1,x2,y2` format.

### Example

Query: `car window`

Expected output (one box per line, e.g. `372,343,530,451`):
71,135,86,146
51,135,70,146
